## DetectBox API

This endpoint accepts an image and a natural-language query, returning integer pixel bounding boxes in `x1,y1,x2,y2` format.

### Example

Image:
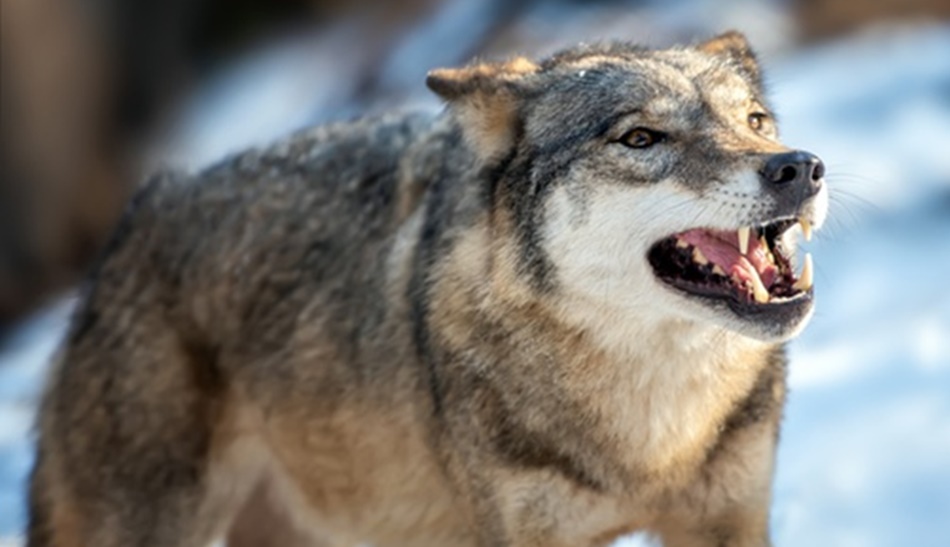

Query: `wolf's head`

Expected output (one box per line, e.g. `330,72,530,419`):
427,32,827,344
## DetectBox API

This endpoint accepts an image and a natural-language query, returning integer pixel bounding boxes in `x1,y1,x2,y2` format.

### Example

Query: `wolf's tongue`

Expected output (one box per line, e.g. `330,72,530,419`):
680,229,778,288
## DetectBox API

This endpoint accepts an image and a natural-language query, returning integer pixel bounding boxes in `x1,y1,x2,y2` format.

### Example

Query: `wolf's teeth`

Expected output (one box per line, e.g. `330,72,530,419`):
693,248,709,265
800,218,813,242
676,238,689,249
793,253,813,291
750,270,770,304
738,226,751,255
712,264,725,276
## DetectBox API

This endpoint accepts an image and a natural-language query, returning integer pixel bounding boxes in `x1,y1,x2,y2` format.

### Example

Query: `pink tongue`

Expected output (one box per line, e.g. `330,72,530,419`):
680,229,778,288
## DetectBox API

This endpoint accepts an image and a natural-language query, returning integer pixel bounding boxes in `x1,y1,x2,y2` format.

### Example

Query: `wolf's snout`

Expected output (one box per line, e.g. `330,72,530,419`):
761,150,824,194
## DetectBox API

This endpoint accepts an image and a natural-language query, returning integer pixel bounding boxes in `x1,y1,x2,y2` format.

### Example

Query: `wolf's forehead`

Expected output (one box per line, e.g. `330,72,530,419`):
656,49,759,106
563,52,756,115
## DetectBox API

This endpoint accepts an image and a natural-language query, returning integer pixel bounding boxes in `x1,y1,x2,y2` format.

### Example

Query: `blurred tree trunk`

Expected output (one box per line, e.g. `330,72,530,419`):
796,0,950,40
1,0,128,334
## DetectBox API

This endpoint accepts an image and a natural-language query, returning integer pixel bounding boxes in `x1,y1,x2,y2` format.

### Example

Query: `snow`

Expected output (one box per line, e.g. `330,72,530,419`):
2,22,949,547
0,299,72,539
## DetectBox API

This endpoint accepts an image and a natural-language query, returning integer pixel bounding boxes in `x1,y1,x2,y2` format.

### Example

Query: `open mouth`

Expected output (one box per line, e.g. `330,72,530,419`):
647,218,814,313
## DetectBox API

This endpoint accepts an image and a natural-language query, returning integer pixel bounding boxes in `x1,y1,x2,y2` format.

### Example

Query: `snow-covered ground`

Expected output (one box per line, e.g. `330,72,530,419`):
1,23,948,547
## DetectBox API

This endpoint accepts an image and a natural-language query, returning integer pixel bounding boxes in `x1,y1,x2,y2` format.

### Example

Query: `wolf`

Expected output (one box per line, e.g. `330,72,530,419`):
27,31,827,547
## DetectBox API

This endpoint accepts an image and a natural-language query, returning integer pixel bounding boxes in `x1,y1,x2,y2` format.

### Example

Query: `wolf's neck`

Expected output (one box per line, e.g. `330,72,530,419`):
491,286,777,477
551,299,777,475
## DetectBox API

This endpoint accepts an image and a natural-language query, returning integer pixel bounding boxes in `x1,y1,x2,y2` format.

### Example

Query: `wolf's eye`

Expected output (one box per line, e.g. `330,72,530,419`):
748,112,769,132
619,128,666,149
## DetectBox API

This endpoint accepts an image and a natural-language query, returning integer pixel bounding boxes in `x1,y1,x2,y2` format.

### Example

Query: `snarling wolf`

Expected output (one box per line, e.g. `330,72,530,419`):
28,32,827,547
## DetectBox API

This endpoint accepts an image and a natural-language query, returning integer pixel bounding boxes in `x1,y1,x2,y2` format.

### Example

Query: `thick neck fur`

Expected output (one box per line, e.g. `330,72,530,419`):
445,229,772,485
404,123,777,489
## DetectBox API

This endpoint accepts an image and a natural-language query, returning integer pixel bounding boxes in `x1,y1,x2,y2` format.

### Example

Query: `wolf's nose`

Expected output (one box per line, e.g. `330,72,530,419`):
761,151,825,189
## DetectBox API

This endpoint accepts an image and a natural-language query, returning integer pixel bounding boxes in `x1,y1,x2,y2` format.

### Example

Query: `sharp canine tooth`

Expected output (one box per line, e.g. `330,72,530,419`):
738,226,750,255
676,238,689,249
693,248,709,264
793,253,814,291
800,218,813,241
712,264,725,276
750,270,770,303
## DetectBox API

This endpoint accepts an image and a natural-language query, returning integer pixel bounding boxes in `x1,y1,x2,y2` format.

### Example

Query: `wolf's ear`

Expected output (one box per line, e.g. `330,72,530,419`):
697,31,761,83
426,57,539,160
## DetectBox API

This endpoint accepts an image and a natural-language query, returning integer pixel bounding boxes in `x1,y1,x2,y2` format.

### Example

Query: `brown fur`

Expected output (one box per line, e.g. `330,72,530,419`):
28,32,826,546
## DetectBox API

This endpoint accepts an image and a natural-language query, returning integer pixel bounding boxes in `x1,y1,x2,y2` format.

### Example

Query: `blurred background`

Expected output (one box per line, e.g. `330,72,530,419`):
1,0,948,545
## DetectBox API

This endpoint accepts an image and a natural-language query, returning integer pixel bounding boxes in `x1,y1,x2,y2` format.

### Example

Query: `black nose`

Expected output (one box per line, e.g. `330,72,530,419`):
761,150,825,188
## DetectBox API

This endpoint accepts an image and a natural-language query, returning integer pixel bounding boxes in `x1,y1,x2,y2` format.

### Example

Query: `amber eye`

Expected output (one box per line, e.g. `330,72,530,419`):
619,127,666,149
748,112,768,131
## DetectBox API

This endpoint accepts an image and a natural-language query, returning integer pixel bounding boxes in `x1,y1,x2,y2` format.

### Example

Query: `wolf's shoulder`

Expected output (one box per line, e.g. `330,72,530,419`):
85,111,442,326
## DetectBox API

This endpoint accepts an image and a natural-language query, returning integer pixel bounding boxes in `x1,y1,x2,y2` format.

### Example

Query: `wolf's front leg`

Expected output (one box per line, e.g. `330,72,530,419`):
652,348,786,547
653,508,772,547
652,419,779,547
